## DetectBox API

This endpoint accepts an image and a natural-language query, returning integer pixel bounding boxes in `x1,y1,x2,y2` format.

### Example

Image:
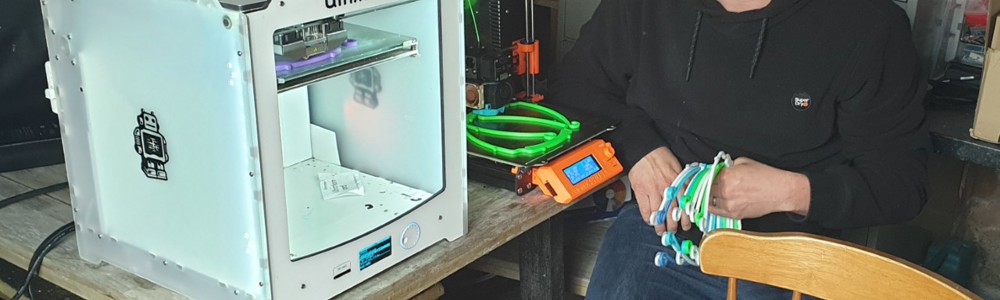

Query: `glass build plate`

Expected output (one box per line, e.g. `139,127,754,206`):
276,23,418,92
284,158,431,260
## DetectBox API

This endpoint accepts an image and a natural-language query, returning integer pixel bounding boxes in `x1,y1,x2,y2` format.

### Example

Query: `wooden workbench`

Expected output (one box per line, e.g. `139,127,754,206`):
470,219,610,297
0,164,571,300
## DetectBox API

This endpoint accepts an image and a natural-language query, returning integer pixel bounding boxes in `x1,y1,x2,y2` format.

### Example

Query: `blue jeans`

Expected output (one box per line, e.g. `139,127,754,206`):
585,202,814,300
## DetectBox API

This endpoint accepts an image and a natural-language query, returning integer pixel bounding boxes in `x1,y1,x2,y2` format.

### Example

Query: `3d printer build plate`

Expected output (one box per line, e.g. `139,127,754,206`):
467,103,617,167
276,23,418,91
283,158,432,260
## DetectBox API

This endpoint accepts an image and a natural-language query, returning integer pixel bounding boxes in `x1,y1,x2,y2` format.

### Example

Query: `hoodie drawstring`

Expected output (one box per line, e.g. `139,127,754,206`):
685,10,703,82
749,17,768,79
685,13,769,81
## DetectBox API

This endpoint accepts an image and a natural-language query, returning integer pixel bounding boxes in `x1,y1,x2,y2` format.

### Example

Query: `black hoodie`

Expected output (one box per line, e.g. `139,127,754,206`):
546,0,930,234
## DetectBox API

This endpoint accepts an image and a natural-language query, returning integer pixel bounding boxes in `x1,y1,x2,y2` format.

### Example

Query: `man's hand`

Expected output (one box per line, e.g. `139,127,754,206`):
709,157,811,219
628,147,683,235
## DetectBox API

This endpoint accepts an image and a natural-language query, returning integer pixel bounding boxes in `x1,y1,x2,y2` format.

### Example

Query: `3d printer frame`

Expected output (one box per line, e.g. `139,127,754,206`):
39,0,467,299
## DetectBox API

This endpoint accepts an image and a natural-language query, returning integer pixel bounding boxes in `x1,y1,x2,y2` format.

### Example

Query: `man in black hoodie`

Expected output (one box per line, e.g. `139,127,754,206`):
545,0,929,298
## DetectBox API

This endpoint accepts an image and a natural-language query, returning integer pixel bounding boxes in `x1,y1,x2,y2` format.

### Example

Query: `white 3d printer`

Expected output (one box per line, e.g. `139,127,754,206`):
38,0,467,298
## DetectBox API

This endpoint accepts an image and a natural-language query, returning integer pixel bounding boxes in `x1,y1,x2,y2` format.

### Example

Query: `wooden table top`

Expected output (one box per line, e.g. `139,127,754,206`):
0,164,568,300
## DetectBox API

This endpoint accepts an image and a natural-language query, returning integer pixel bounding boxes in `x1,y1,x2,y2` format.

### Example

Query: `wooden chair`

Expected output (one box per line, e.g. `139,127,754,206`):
698,229,983,300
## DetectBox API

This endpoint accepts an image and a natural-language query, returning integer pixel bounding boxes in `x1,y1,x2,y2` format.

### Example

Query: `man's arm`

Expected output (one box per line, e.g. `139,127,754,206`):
545,0,665,170
546,0,686,235
709,10,930,229
800,12,931,228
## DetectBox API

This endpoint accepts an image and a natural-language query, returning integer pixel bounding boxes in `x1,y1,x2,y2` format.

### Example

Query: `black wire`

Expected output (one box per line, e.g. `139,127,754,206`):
0,182,70,300
12,222,75,300
0,182,69,211
11,222,75,300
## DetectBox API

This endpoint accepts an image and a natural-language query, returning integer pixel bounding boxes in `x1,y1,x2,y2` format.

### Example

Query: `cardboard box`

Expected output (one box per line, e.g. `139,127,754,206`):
973,14,1000,143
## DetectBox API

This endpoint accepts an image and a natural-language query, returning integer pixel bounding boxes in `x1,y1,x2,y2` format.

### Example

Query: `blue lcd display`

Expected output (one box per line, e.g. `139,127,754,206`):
359,236,392,270
563,155,602,185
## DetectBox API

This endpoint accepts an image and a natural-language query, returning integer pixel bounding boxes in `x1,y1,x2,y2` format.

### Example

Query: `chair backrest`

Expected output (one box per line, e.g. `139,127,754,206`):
698,229,982,300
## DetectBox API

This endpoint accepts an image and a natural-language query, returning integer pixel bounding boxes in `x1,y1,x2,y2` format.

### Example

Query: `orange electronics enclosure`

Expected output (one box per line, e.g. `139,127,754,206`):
529,139,623,204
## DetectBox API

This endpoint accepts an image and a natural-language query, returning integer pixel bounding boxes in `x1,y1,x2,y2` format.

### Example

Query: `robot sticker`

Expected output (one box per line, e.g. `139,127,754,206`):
134,109,169,180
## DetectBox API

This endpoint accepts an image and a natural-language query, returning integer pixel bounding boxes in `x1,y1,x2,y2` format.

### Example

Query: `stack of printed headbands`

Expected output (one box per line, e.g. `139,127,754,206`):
649,151,742,267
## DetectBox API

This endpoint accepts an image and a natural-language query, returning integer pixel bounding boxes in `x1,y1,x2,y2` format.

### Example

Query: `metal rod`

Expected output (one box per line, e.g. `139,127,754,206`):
524,0,530,41
526,55,534,96
523,0,537,98
529,0,535,42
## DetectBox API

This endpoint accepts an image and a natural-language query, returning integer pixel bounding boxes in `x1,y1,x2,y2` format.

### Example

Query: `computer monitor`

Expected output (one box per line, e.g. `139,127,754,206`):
0,0,65,172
